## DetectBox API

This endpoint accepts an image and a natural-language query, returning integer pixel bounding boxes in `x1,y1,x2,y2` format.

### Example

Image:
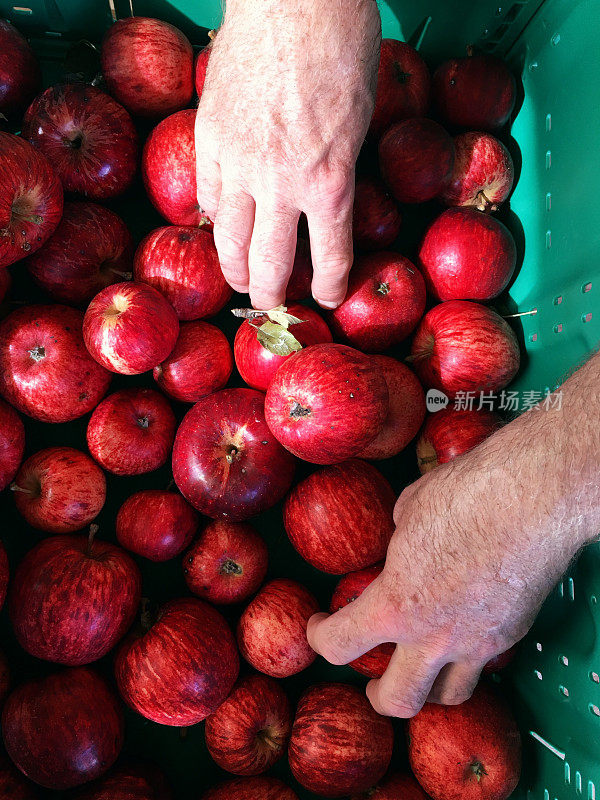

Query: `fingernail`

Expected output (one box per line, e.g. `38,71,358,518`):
316,299,339,310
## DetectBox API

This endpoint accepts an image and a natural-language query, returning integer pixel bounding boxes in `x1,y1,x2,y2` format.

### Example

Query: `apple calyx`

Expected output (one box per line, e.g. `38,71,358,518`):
225,444,240,464
377,282,391,296
289,400,311,419
475,190,497,212
469,760,488,782
220,558,243,576
64,132,84,150
137,415,150,430
28,344,46,362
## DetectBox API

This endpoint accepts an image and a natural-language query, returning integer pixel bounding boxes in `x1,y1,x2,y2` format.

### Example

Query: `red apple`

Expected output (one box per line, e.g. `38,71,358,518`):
74,761,173,800
154,320,233,402
22,84,138,199
284,459,395,573
0,397,25,491
0,304,111,422
25,201,133,304
289,683,394,797
101,17,193,117
134,226,232,319
329,253,426,352
237,578,319,678
115,597,239,726
0,541,8,611
195,44,212,97
10,529,141,665
418,208,517,301
432,53,517,131
202,777,299,800
83,282,179,375
416,407,502,474
483,644,519,673
0,133,63,268
183,519,268,604
172,387,295,520
410,300,520,397
379,118,454,204
2,667,124,789
439,132,514,211
11,446,106,533
0,753,38,799
234,304,333,392
87,388,176,476
351,772,430,800
285,237,313,301
0,267,10,302
407,683,521,800
0,649,9,707
0,20,41,115
353,177,402,251
205,673,292,775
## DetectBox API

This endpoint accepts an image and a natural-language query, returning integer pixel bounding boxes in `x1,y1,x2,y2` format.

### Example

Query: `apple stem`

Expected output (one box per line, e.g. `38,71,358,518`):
257,728,281,751
86,523,99,556
10,483,31,495
14,212,43,225
108,268,132,279
466,44,475,57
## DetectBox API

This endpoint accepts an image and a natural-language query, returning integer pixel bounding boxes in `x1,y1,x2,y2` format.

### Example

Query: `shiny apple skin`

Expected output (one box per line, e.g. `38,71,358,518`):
117,489,198,562
87,388,176,476
74,761,173,800
12,446,106,533
234,304,333,392
2,667,124,790
0,304,111,422
172,388,295,520
101,16,193,117
134,226,232,320
284,459,395,574
205,673,292,775
115,597,239,726
10,533,141,665
154,321,233,402
237,578,319,678
416,407,502,474
289,683,394,798
0,541,8,611
183,519,268,604
22,84,138,200
83,282,179,375
202,777,299,800
0,753,38,799
26,201,133,304
0,20,41,115
0,398,25,491
285,237,313,301
0,133,63,268
265,343,389,464
353,177,402,251
194,45,212,97
411,300,520,397
351,772,430,800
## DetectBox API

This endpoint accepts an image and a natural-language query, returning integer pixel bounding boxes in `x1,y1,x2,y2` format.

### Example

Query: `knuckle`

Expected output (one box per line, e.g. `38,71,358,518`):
309,168,352,211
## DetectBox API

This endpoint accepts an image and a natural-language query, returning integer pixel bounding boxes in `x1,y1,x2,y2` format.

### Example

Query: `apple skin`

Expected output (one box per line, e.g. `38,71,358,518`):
12,446,106,534
0,753,38,799
416,407,502,474
379,118,454,204
101,16,193,117
114,597,239,726
194,44,212,97
353,177,402,251
285,237,313,301
329,253,426,353
9,532,141,666
172,387,295,520
0,20,41,115
22,84,138,200
134,226,232,320
0,541,8,611
73,761,173,800
154,320,233,402
2,667,124,790
205,673,292,775
202,777,299,800
351,772,430,800
183,519,268,604
411,300,520,397
237,578,319,678
25,201,133,305
0,133,63,268
289,683,394,798
234,304,333,392
117,489,198,562
0,397,25,491
418,207,517,301
0,304,111,422
87,388,176,476
284,459,395,573
407,683,521,800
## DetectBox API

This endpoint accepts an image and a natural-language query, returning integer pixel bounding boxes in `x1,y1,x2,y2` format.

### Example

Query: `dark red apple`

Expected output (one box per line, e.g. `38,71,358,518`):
22,84,138,199
237,578,319,678
205,673,292,775
0,304,111,422
172,387,295,520
284,459,395,573
73,761,173,800
2,667,124,790
195,44,212,97
0,649,9,707
0,267,10,302
154,320,233,402
183,519,268,604
134,226,232,319
101,17,193,117
0,541,8,611
25,201,133,304
379,118,454,204
202,777,298,800
289,683,394,797
407,683,521,800
0,133,63,268
285,237,313,301
12,446,106,533
351,772,430,800
353,177,402,251
83,282,179,375
115,597,239,726
418,208,517,301
0,753,38,799
0,397,25,491
329,253,426,352
410,300,520,397
87,388,176,476
0,20,41,115
416,407,502,474
483,644,519,673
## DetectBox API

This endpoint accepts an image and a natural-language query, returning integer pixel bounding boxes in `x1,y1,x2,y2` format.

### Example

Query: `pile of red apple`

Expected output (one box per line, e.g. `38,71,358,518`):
0,15,525,800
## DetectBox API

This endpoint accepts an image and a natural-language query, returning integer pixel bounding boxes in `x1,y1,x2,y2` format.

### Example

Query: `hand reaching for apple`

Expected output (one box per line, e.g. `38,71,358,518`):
195,0,381,309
